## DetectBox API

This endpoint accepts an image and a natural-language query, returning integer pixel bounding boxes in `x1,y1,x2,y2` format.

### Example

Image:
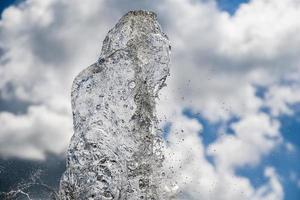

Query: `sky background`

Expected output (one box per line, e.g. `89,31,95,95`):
0,0,300,199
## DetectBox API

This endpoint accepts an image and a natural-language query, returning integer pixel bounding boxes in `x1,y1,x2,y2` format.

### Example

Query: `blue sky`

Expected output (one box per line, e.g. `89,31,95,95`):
163,80,300,199
184,85,300,198
0,0,300,199
216,0,250,14
0,0,15,14
179,89,300,199
0,0,21,18
162,97,300,199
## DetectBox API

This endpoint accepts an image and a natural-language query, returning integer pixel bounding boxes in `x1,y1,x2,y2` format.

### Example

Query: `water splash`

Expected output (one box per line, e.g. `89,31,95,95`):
59,10,171,200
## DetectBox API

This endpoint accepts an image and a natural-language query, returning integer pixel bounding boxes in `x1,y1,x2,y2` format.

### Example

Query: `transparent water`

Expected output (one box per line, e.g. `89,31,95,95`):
59,10,171,200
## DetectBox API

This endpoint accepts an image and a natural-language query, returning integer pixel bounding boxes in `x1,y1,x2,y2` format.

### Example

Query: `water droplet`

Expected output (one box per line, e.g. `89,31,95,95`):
96,104,101,110
128,81,136,89
139,178,149,189
98,58,105,64
100,157,107,164
127,188,134,193
127,160,138,170
97,175,103,181
96,120,103,126
103,191,113,199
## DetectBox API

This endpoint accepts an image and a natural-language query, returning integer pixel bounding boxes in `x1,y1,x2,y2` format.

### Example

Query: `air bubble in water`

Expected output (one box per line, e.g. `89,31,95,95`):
128,81,136,89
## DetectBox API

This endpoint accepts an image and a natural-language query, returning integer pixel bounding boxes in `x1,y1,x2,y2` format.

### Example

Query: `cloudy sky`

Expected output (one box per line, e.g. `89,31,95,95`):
0,0,300,199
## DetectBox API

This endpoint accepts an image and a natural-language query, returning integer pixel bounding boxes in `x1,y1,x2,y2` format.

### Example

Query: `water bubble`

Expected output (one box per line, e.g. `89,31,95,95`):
96,120,103,126
103,191,113,199
139,179,149,189
98,58,105,64
128,81,136,89
127,160,139,170
97,175,103,181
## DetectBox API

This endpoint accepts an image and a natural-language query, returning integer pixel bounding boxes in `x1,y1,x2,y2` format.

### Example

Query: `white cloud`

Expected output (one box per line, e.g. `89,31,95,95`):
0,105,72,159
163,113,283,200
219,0,300,68
0,0,115,159
253,167,284,200
207,112,281,170
158,0,300,122
264,84,300,116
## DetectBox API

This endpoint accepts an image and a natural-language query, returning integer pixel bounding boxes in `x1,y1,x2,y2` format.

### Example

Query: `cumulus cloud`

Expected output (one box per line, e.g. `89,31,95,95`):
163,113,283,200
1,0,300,199
207,112,281,170
158,0,300,121
0,105,72,159
0,0,115,159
